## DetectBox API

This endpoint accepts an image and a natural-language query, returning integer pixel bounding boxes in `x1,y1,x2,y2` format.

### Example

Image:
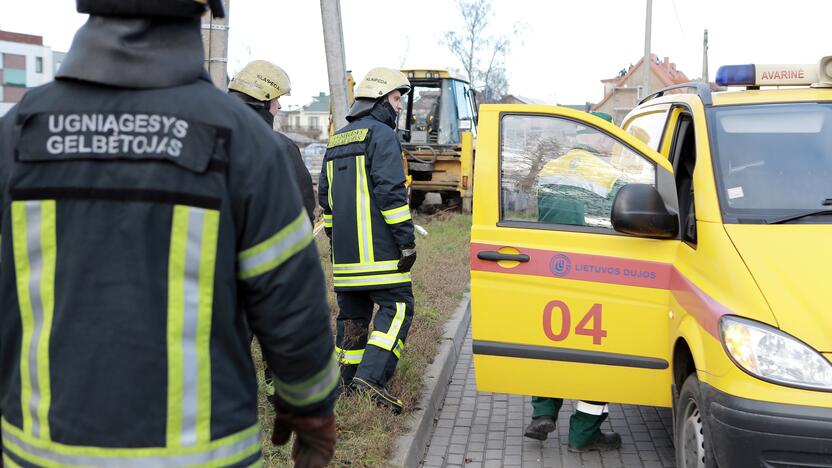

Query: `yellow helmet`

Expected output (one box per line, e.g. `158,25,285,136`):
355,67,411,99
229,60,291,102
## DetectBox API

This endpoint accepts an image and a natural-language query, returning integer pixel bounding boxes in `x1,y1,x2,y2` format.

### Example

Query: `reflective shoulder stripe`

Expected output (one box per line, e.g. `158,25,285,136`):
273,355,339,408
2,418,261,468
238,211,312,280
328,128,369,148
323,214,332,228
380,204,412,225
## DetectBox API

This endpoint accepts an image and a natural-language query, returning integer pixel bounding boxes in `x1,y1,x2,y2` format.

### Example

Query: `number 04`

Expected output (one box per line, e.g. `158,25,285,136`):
542,301,607,345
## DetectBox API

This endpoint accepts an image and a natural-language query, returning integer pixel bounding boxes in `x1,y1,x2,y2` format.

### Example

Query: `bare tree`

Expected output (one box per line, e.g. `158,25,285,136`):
443,0,517,102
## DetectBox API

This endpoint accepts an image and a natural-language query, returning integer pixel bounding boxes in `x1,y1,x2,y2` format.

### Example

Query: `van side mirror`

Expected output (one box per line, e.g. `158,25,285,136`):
611,184,679,239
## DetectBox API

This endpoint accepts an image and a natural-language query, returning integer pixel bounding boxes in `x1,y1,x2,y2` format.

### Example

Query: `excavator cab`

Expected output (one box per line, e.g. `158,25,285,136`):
398,70,478,210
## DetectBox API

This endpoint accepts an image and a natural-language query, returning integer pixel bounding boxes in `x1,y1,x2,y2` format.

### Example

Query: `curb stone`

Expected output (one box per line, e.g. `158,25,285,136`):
388,292,472,468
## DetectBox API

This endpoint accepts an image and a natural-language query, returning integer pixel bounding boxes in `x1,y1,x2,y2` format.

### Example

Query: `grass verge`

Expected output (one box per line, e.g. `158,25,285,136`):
255,212,471,467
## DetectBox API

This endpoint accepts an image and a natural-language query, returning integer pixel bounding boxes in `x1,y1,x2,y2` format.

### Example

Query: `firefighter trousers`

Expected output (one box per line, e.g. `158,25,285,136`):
335,284,414,388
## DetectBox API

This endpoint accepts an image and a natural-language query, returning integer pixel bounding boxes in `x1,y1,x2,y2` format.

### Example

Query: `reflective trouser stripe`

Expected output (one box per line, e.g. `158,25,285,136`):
326,160,334,211
381,204,412,224
237,211,313,280
11,200,56,441
575,401,609,415
323,214,332,228
273,354,340,407
367,303,406,352
335,346,364,365
333,272,411,288
393,340,405,359
2,419,261,468
167,206,220,447
332,260,398,274
355,155,374,263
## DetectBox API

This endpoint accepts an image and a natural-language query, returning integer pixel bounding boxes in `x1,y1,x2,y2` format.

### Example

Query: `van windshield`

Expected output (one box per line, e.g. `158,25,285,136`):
709,103,832,223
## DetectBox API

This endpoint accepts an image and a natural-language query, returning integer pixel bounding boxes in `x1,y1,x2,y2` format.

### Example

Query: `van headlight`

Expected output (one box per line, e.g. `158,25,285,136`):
720,316,832,391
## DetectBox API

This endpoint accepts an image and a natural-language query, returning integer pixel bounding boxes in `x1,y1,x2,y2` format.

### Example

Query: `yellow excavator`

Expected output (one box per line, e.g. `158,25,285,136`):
334,69,478,212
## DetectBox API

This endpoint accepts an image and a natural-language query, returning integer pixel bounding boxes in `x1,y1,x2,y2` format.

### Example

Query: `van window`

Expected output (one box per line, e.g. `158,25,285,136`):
500,114,655,231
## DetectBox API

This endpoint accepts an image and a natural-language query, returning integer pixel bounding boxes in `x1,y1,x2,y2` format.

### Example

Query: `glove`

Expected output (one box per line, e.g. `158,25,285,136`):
272,409,336,468
397,246,417,272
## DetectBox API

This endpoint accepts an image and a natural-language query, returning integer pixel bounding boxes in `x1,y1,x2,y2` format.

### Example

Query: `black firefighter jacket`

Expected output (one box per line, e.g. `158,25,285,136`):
318,104,415,292
0,16,337,467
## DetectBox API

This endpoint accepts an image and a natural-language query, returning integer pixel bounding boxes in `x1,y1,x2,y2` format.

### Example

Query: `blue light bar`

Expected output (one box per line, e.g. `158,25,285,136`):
716,64,756,86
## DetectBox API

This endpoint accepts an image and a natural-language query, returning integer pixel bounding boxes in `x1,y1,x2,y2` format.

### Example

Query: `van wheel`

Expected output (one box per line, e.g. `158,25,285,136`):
675,373,718,468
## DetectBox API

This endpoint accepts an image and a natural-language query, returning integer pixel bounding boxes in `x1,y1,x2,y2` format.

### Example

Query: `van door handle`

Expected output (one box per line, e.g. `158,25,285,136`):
477,251,530,262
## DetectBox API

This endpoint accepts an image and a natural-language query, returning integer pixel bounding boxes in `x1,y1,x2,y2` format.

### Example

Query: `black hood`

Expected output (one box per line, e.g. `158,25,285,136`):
56,15,208,89
346,99,397,130
228,90,274,127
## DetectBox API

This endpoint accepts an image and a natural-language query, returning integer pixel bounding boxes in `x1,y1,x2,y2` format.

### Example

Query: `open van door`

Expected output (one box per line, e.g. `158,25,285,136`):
470,105,679,407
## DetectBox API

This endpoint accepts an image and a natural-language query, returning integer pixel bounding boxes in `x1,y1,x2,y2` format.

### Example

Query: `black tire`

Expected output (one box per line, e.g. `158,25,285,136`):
410,191,426,210
675,373,718,468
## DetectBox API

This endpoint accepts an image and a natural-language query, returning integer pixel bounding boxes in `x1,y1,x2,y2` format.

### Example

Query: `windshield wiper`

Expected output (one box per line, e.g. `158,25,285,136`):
768,209,832,224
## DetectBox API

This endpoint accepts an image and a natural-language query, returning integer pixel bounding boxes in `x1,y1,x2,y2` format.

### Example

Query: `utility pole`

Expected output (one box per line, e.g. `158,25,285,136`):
642,0,652,99
702,29,710,83
201,0,230,90
321,0,349,131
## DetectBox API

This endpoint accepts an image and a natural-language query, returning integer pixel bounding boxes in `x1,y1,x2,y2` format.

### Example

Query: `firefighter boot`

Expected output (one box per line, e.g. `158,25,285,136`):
350,377,404,414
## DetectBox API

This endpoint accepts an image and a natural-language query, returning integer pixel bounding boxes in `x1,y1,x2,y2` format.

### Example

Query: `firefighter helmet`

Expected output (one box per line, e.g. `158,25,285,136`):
355,67,411,99
76,0,225,18
229,61,291,102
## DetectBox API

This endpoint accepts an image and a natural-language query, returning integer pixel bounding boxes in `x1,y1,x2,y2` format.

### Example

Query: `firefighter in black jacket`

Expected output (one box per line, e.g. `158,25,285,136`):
0,1,337,466
318,67,416,414
228,60,316,223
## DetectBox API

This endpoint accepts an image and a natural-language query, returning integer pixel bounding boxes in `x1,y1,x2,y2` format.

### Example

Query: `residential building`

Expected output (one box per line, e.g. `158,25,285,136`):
280,91,330,141
0,30,60,117
592,54,690,124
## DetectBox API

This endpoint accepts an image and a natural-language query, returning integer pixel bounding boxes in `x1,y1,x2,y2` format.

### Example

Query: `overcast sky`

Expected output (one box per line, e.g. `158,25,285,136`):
3,1,831,107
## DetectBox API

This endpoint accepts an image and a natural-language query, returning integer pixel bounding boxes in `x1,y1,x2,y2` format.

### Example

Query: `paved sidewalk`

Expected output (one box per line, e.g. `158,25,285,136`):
421,328,675,468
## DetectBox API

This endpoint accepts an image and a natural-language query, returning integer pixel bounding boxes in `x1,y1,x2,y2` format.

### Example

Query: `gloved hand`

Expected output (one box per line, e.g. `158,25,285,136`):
397,245,417,272
272,409,336,468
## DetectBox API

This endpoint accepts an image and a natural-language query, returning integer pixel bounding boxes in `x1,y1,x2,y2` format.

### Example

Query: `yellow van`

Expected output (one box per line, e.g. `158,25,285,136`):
470,58,832,467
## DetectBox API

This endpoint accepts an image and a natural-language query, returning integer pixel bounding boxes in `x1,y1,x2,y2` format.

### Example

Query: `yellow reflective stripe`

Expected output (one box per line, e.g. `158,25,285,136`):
2,418,261,466
335,346,365,365
332,260,398,274
323,213,332,228
328,128,369,148
393,340,405,359
367,303,406,352
326,160,334,211
197,210,220,444
381,204,412,225
355,155,374,263
11,200,56,441
3,453,23,468
167,205,188,447
273,354,339,407
333,272,411,288
237,211,312,280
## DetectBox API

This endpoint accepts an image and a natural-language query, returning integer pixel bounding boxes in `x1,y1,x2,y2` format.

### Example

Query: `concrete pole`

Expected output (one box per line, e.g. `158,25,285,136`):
642,0,652,97
321,0,349,131
201,0,230,90
702,29,710,83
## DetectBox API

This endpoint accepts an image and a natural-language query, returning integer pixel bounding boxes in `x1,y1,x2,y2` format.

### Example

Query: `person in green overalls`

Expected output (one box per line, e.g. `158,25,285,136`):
525,111,623,453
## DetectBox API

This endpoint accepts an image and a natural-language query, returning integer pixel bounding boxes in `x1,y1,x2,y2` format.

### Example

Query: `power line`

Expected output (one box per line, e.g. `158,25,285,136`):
671,0,688,41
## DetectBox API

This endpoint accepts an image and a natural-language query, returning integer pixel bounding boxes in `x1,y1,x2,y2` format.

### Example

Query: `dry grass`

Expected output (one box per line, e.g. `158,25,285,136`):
255,212,471,467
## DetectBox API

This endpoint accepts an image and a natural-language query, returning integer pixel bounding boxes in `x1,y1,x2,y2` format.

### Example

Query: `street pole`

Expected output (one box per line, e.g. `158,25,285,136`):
320,0,349,131
702,29,710,83
642,0,652,98
201,0,230,90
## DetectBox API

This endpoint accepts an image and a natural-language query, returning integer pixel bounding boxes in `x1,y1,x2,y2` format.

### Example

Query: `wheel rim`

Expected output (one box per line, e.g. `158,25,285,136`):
680,402,706,468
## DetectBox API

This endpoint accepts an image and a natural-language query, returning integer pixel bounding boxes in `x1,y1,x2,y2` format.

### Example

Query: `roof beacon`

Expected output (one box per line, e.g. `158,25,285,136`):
716,56,832,88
